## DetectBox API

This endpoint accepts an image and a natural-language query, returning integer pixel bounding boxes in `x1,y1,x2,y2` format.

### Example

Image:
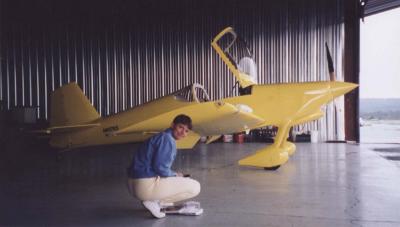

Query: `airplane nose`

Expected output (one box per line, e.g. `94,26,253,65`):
330,82,358,98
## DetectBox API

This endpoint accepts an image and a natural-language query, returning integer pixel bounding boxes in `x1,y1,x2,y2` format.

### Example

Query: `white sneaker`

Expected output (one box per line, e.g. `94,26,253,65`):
159,202,174,208
179,207,203,216
142,201,166,218
179,202,203,216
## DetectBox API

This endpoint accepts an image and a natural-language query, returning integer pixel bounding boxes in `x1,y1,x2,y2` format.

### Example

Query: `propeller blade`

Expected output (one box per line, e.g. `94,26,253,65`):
325,42,336,81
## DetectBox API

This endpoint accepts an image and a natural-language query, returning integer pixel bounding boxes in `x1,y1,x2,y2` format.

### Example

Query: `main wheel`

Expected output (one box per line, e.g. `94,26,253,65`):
264,165,280,171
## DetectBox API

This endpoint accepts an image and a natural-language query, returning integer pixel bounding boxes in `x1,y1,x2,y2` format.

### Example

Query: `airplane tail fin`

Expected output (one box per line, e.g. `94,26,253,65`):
50,82,100,127
212,27,258,88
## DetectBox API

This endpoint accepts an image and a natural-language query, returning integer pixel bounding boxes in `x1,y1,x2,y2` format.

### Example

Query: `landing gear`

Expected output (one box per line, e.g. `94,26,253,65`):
264,165,280,171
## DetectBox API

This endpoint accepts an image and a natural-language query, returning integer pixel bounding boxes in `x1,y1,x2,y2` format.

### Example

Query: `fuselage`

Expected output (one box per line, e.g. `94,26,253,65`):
50,81,356,149
224,81,357,127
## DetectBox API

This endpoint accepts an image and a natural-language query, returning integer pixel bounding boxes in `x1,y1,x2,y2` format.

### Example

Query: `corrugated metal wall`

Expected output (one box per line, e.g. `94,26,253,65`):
364,0,400,16
0,0,345,141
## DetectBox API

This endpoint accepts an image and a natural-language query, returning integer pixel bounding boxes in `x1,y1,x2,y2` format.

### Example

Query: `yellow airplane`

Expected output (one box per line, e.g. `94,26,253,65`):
43,27,357,170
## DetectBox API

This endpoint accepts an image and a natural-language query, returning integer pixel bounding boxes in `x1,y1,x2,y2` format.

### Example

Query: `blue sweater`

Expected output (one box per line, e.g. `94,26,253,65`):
128,128,177,178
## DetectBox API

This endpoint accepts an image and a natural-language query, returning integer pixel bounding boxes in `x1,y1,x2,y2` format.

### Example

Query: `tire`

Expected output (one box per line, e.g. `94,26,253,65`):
264,165,280,171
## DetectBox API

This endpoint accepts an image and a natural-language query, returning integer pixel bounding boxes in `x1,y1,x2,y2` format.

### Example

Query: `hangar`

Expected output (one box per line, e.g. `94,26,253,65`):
1,0,399,226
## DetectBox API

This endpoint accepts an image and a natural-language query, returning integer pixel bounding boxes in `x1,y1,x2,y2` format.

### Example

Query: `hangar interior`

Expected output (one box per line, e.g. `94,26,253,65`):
1,0,357,141
1,0,400,226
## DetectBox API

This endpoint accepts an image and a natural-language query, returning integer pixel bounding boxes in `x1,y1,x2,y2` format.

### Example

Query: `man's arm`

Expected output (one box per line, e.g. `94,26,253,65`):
152,134,177,177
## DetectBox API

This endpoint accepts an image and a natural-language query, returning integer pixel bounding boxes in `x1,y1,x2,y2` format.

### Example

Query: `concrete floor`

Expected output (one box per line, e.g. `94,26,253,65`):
1,134,400,227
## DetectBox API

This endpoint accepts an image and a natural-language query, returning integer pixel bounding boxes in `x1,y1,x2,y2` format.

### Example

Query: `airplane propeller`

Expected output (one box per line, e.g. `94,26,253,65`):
325,42,339,140
325,42,336,81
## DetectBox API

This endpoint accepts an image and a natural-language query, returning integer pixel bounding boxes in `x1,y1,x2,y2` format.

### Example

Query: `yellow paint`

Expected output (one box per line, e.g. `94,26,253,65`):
44,27,358,169
282,141,296,156
50,82,100,126
176,131,201,149
238,146,289,168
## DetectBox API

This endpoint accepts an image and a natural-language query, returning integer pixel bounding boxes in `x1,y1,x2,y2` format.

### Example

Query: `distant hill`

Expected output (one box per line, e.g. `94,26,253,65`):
360,98,400,120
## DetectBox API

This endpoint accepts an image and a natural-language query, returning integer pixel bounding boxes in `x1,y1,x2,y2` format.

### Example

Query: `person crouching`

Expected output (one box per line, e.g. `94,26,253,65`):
127,114,201,218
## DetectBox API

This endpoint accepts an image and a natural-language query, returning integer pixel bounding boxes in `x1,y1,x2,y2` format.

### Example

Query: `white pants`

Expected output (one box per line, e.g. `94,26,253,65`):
127,176,201,203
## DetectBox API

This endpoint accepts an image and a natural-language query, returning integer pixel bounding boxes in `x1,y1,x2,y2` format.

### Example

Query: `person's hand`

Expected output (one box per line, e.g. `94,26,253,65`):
176,172,184,177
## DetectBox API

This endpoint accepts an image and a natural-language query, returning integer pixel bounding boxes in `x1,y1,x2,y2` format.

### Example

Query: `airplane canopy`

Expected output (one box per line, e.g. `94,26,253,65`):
173,83,210,103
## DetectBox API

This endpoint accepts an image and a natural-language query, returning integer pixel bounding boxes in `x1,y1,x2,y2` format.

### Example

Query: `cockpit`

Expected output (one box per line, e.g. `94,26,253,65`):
173,83,211,103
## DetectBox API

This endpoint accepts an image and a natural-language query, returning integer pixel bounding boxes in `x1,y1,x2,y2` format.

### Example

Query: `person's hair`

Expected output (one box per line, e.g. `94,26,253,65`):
173,114,192,130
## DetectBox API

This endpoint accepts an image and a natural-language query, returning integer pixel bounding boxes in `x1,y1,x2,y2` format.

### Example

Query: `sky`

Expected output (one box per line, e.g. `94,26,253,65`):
360,7,400,99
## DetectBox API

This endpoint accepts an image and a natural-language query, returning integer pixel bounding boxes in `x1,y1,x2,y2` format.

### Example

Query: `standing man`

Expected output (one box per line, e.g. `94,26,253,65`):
127,114,201,218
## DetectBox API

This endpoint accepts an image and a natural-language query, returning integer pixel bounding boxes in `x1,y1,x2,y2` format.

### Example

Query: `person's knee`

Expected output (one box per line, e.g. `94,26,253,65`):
190,179,201,196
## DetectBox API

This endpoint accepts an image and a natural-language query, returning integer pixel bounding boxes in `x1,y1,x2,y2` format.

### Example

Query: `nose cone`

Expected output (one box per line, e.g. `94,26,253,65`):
330,82,358,98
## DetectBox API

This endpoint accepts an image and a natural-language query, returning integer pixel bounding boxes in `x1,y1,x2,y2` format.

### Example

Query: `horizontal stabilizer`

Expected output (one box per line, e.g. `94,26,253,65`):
114,131,159,136
43,123,100,134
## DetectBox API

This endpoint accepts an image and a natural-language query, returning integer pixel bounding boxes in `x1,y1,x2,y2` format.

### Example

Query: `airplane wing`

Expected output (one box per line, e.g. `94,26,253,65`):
191,102,265,135
113,128,202,149
176,131,202,149
114,100,265,136
186,102,265,148
108,100,265,149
